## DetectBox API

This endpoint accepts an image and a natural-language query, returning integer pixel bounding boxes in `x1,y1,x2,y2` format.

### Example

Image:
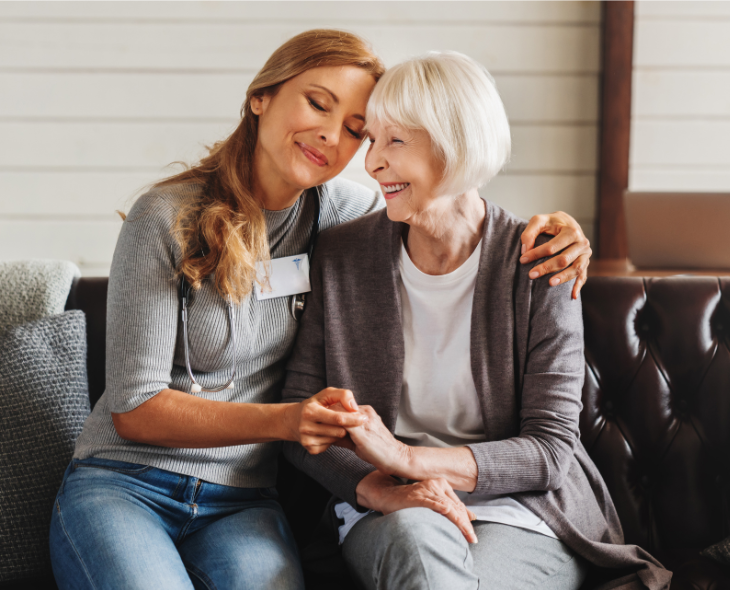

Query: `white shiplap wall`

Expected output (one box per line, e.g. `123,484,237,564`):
631,1,730,191
0,1,601,276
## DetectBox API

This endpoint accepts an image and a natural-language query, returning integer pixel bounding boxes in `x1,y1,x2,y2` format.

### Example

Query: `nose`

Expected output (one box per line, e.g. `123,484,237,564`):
365,141,387,179
318,119,341,147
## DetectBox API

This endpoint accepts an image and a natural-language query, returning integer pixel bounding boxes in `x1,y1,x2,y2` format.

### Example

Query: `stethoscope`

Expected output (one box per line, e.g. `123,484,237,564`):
180,191,321,394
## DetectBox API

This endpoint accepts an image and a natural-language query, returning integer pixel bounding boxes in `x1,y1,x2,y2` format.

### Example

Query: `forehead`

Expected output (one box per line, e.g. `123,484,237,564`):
289,66,375,94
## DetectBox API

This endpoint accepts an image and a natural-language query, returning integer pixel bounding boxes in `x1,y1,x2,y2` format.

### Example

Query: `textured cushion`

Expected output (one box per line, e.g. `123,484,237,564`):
0,311,90,582
702,537,730,566
0,260,79,334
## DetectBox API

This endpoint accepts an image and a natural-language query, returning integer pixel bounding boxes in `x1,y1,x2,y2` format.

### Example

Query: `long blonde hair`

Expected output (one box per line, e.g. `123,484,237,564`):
156,29,385,302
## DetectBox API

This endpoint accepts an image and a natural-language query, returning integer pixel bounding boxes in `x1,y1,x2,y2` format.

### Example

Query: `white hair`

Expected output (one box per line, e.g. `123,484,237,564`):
366,51,511,196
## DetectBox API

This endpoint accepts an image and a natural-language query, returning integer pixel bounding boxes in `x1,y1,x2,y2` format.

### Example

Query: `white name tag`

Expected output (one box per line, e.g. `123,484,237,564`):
254,254,311,301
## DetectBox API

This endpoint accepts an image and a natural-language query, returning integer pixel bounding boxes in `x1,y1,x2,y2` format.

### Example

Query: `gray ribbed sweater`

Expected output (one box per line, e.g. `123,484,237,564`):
73,178,382,488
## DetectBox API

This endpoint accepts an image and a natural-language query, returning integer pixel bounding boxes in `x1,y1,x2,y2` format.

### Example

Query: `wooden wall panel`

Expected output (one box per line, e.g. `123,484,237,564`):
0,22,600,74
0,2,602,276
0,2,601,24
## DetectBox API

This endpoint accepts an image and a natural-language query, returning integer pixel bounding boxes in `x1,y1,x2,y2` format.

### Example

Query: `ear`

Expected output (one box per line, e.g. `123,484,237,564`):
250,93,270,116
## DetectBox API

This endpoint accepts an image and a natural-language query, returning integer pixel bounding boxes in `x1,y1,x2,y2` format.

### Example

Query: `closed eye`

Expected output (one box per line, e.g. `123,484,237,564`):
308,98,325,112
346,127,364,140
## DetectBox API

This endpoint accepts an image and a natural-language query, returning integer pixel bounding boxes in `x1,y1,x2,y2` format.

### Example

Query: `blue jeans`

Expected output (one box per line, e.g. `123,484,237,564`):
49,457,305,590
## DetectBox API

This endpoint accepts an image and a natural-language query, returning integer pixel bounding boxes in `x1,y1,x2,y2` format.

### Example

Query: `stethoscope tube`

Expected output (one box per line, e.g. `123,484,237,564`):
180,189,321,393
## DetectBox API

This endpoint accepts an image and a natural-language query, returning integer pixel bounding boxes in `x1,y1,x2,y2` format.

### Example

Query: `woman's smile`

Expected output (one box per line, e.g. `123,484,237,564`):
296,141,329,167
380,182,411,199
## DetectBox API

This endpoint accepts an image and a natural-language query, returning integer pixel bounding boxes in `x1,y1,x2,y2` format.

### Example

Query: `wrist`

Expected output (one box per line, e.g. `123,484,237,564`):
355,470,396,511
276,403,301,442
386,443,418,480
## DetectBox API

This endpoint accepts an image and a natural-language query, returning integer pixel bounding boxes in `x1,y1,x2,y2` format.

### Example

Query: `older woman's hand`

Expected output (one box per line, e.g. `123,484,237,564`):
340,405,413,476
285,388,366,455
355,471,478,543
520,211,592,299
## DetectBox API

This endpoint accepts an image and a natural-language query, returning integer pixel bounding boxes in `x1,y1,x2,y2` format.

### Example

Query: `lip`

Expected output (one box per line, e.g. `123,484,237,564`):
296,142,328,167
380,182,410,200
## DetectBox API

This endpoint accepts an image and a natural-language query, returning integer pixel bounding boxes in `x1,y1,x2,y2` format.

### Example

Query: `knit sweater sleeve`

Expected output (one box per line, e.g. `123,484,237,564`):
105,190,183,414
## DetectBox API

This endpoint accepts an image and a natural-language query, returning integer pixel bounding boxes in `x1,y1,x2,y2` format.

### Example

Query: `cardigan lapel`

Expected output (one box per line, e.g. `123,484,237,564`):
470,201,521,442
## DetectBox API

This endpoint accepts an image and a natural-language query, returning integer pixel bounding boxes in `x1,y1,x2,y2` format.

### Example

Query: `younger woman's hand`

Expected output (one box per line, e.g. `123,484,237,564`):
356,471,478,543
285,388,366,455
520,211,592,299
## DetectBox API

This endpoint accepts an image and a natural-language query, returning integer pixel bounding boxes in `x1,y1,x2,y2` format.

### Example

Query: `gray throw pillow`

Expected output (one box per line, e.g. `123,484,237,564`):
702,536,730,566
0,311,90,582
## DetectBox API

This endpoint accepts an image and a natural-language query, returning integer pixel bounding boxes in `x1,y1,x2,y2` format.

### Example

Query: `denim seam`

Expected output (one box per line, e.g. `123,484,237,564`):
74,463,153,475
55,499,100,590
185,564,218,590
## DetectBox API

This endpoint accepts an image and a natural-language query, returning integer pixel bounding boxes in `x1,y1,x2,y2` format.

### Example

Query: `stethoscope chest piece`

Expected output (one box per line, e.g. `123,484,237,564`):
290,293,306,321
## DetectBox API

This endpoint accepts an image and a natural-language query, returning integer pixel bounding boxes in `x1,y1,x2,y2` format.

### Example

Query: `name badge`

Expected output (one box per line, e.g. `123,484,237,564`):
254,254,311,301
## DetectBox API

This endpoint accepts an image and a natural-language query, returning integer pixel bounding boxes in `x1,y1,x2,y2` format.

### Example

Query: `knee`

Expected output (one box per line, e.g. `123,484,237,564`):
376,508,467,555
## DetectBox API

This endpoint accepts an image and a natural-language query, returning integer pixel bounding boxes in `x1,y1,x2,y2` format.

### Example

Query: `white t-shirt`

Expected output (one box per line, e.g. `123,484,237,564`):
334,239,556,543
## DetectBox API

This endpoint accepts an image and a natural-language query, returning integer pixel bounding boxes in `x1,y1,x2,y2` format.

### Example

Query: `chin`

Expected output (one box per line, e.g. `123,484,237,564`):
384,201,408,223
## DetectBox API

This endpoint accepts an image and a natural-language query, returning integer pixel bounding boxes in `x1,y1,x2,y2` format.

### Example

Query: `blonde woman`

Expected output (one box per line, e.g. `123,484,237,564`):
49,31,593,590
282,53,669,590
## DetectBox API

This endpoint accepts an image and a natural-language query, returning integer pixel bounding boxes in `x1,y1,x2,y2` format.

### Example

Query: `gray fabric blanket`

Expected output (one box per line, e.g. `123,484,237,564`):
0,260,79,334
281,204,672,590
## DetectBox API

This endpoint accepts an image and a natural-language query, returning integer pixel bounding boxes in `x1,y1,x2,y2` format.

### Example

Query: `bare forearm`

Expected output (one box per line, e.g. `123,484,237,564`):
397,446,478,492
112,388,296,448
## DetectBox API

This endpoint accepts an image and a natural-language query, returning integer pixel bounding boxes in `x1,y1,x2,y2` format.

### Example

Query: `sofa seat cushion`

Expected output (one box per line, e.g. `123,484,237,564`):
0,311,90,583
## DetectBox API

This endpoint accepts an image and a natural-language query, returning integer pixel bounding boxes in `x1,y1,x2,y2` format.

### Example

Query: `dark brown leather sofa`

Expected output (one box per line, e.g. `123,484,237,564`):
17,275,730,589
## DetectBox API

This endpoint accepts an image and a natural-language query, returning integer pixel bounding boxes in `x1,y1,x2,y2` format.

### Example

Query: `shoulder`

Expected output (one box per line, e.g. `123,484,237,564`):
320,177,384,227
317,207,392,252
125,182,203,229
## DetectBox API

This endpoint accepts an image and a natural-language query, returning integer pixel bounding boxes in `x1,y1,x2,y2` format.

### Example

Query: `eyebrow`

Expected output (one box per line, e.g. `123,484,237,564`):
310,84,365,122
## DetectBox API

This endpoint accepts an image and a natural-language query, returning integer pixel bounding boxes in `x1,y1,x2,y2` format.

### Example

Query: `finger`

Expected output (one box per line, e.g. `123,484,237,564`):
300,424,348,439
317,388,359,412
521,228,578,267
309,404,366,428
302,438,340,455
441,499,478,543
467,509,477,521
548,250,590,288
520,214,550,255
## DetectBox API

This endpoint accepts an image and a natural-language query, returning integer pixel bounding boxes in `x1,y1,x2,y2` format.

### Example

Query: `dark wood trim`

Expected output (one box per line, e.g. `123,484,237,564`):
597,1,634,259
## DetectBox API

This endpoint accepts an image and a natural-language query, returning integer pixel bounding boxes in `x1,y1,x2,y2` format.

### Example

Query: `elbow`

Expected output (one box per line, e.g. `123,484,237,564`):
112,411,142,442
539,437,577,492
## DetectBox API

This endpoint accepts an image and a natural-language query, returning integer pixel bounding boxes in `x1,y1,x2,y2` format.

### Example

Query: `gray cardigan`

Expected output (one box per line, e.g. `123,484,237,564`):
282,203,671,590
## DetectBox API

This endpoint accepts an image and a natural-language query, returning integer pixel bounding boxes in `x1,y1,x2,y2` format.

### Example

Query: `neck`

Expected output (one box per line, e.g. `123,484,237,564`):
251,144,305,211
404,189,486,275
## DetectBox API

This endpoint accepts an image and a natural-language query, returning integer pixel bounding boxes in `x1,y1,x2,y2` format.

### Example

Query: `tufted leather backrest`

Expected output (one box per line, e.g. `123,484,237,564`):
580,277,730,570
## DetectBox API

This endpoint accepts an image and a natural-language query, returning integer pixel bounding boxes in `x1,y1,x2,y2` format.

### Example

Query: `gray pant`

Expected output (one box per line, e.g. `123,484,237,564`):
342,507,589,590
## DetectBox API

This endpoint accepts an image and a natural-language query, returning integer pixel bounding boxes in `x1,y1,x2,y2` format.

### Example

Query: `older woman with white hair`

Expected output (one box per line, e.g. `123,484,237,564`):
282,52,670,590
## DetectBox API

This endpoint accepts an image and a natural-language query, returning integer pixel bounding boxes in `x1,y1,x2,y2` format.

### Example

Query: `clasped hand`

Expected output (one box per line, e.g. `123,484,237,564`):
292,394,477,544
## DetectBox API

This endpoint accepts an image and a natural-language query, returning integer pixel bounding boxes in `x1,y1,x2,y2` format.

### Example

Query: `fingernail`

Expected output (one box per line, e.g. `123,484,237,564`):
521,244,526,255
529,271,539,279
350,399,358,410
520,256,528,263
551,277,560,286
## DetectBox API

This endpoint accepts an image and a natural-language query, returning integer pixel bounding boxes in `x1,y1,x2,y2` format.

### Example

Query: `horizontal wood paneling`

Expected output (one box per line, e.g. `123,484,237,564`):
0,122,598,173
0,220,122,267
630,121,730,167
634,21,730,68
636,2,730,19
1,2,601,275
633,71,730,118
0,1,601,25
0,72,599,123
0,22,600,74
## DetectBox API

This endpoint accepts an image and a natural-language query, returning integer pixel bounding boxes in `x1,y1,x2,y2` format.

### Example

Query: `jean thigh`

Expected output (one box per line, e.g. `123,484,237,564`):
49,461,194,590
178,499,304,590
